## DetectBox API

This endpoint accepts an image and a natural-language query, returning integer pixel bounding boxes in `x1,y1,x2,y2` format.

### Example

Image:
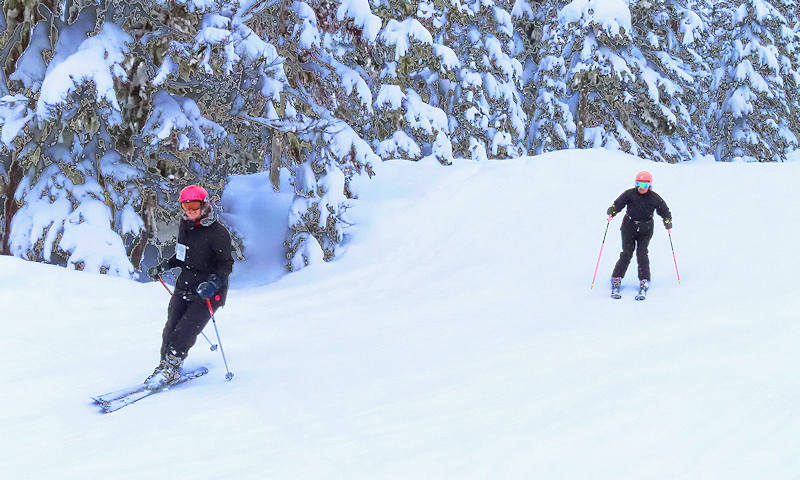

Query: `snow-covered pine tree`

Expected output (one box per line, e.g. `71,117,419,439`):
1,5,144,275
0,0,380,276
711,0,800,162
627,0,711,161
440,0,526,160
540,0,705,162
783,0,800,130
372,1,456,165
512,0,575,154
674,0,714,158
525,2,577,154
271,0,382,270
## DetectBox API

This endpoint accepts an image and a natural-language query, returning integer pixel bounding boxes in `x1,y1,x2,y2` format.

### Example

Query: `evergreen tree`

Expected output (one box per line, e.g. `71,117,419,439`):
530,0,704,162
442,0,527,160
0,0,381,276
711,0,800,162
372,1,456,165
527,7,577,154
628,0,711,161
274,0,382,270
678,0,715,158
2,5,144,275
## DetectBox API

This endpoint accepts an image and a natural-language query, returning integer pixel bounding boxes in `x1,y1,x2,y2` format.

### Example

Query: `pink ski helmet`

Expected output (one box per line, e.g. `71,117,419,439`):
179,185,209,203
635,171,652,194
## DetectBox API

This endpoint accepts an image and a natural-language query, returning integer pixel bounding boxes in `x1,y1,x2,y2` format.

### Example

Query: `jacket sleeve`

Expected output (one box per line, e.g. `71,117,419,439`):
654,192,672,220
610,190,629,214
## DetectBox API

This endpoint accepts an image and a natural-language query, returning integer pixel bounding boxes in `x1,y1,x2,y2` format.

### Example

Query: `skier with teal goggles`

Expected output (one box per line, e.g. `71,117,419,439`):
605,171,672,299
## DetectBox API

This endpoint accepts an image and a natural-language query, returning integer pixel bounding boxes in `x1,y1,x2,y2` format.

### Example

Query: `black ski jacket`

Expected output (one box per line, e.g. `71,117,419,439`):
167,217,234,305
611,188,672,223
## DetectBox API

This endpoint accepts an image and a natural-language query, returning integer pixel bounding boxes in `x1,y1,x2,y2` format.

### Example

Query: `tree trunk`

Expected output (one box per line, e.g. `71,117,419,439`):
128,190,156,269
576,86,587,149
270,133,283,192
1,160,23,255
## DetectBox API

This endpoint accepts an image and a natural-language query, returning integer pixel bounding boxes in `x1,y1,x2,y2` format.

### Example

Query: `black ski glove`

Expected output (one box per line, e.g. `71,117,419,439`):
607,205,618,217
197,274,223,300
147,259,171,280
663,218,673,230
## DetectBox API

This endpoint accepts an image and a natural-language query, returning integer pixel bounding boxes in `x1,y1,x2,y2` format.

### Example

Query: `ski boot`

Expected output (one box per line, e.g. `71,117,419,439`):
635,279,649,301
610,277,622,299
144,353,184,390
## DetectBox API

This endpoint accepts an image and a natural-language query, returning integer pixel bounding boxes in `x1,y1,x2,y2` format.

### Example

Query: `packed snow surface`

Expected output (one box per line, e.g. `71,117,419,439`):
2,149,799,478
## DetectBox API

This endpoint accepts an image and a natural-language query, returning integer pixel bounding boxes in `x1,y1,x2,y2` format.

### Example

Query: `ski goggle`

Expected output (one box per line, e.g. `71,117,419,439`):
181,201,203,211
635,181,651,189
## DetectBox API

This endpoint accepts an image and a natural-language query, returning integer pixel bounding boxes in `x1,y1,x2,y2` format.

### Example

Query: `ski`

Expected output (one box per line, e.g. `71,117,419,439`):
610,288,622,299
94,367,208,413
92,384,147,405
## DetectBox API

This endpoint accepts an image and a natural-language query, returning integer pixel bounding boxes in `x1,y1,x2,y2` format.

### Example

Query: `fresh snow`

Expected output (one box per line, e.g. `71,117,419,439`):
9,21,50,92
2,149,800,478
37,22,131,122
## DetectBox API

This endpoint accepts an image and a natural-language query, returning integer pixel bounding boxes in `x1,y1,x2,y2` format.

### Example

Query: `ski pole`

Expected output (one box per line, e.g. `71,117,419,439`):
667,229,681,284
590,215,613,289
206,299,234,381
158,277,218,351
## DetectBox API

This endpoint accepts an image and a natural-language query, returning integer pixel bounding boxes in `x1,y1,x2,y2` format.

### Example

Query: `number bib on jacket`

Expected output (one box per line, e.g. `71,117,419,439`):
176,243,188,261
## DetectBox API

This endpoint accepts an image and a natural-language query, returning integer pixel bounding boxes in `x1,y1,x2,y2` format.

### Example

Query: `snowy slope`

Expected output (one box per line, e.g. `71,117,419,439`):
2,149,800,479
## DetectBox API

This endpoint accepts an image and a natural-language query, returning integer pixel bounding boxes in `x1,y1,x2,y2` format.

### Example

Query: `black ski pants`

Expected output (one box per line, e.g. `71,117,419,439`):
612,216,654,281
160,291,220,360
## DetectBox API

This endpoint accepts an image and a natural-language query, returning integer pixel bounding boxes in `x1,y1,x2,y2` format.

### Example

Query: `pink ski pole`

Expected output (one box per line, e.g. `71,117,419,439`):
591,215,613,289
667,229,681,283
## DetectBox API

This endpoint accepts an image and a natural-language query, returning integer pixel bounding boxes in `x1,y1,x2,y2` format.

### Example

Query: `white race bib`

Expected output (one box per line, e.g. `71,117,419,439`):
176,243,188,262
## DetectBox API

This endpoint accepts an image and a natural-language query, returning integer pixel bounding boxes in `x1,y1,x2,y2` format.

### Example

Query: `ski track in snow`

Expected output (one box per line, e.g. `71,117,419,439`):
2,149,800,479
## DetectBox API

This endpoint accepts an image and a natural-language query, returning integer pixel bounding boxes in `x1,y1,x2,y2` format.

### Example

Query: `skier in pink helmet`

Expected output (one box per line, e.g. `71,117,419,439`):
606,171,672,299
144,185,233,388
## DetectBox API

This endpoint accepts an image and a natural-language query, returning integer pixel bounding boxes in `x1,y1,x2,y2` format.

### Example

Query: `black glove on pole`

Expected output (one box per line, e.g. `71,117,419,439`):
196,274,222,300
147,259,170,280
